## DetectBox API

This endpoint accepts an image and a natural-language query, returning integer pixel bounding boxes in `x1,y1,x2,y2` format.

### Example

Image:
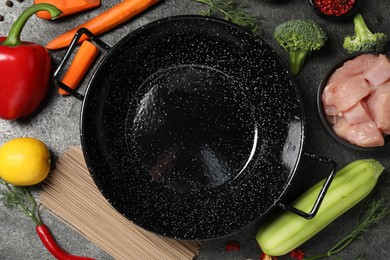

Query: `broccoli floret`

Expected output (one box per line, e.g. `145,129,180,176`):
273,19,327,75
343,13,388,54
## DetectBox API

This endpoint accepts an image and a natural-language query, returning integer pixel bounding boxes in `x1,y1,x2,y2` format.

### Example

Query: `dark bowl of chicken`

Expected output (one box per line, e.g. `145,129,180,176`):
317,52,390,151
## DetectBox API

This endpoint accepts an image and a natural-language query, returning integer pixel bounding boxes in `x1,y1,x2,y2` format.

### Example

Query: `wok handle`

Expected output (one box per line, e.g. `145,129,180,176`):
277,152,337,220
54,28,111,101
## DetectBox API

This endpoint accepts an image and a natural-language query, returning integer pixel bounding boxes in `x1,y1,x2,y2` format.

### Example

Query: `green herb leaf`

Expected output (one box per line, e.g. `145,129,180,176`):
194,0,262,33
0,179,18,209
305,177,390,260
0,179,42,225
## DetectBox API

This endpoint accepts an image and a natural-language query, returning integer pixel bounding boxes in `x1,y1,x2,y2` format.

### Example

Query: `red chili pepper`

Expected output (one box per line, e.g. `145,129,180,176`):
0,4,62,120
36,224,95,260
0,181,94,259
289,249,305,260
225,241,240,252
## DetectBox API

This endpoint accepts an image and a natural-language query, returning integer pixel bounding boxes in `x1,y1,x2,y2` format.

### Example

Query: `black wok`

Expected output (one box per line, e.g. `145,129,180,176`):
55,16,336,240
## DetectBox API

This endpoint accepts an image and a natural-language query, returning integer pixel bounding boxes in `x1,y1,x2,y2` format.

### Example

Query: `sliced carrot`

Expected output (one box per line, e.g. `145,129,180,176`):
59,40,99,96
46,0,160,50
34,0,101,20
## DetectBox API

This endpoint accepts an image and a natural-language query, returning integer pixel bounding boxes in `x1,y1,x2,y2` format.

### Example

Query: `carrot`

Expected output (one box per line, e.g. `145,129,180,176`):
59,40,99,95
46,0,160,50
34,0,101,20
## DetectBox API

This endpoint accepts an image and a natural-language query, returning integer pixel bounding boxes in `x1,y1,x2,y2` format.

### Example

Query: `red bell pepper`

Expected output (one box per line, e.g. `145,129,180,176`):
0,4,61,120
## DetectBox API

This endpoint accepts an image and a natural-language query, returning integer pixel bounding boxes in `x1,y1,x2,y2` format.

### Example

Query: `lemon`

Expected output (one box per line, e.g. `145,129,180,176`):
0,137,51,186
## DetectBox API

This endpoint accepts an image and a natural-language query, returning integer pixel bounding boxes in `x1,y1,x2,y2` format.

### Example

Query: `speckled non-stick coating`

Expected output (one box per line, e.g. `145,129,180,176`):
80,15,305,240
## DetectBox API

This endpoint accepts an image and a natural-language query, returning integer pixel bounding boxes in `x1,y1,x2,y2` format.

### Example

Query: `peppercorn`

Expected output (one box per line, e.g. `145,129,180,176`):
5,0,13,7
289,249,305,260
313,0,357,17
0,14,3,21
225,241,240,252
260,253,278,260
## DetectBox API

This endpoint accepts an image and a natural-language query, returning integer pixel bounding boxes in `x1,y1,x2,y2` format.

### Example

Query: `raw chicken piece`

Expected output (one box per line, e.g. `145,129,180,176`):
343,101,372,124
364,54,390,86
324,105,339,116
332,74,371,112
322,55,376,116
366,82,390,134
327,68,350,87
333,118,384,147
342,54,377,76
322,83,336,107
333,118,350,140
321,83,339,116
322,83,343,117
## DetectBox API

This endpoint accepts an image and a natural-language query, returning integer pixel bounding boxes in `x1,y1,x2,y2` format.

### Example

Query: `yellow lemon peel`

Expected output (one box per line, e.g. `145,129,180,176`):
0,137,51,186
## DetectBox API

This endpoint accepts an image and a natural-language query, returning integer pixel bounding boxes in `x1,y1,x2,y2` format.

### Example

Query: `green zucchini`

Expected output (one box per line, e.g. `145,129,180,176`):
256,159,385,256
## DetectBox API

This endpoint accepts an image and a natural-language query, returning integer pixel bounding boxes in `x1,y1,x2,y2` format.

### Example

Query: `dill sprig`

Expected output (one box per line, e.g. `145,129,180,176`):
194,0,262,33
0,179,42,225
304,181,390,260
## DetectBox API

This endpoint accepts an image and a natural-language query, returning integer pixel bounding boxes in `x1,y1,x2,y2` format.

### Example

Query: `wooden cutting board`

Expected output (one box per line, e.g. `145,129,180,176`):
40,146,200,260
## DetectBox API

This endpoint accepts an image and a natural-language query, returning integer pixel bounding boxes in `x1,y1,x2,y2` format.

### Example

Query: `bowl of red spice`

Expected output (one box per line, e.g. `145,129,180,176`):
309,0,360,21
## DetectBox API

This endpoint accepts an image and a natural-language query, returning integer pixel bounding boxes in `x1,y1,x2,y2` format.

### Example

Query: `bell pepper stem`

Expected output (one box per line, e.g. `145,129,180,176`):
2,3,62,47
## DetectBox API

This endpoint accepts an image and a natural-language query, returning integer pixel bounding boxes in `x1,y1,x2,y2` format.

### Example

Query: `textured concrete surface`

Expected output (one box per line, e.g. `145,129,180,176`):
1,0,390,259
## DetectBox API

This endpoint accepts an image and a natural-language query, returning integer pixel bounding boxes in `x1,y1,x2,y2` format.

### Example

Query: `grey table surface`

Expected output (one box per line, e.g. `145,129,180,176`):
1,0,390,259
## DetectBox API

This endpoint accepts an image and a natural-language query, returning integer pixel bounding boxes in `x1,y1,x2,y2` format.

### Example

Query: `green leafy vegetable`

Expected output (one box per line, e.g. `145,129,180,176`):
194,0,261,33
0,179,42,225
273,19,327,75
343,13,388,54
